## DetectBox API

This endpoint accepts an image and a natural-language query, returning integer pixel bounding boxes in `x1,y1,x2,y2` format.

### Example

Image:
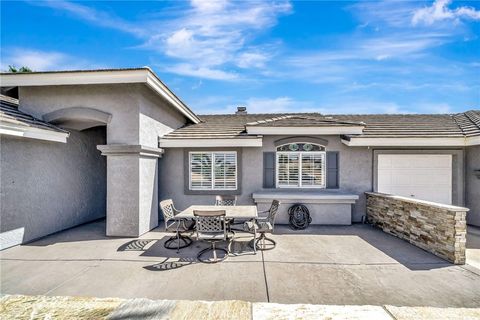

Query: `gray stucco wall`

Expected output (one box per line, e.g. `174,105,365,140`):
466,145,480,226
159,136,468,224
159,135,372,222
0,127,106,249
18,83,187,237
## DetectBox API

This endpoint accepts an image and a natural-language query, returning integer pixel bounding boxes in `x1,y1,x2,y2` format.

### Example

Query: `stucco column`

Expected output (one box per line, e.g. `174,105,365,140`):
97,144,164,237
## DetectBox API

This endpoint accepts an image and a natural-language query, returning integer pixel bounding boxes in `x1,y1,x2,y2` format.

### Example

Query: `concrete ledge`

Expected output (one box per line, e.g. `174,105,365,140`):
253,190,359,204
253,190,358,225
97,144,164,158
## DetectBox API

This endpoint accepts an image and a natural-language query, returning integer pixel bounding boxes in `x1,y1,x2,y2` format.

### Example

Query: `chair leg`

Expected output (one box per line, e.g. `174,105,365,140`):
251,233,276,251
197,241,228,264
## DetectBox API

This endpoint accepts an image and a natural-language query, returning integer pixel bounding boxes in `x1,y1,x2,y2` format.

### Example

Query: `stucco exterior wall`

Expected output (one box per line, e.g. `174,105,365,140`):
19,84,141,145
466,145,480,226
159,135,372,222
138,85,187,147
17,83,188,237
0,127,106,249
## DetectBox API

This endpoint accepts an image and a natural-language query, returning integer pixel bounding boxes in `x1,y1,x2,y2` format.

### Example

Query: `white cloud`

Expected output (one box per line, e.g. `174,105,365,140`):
31,0,146,37
236,52,270,69
156,0,291,69
190,0,228,13
164,63,238,80
1,48,97,71
33,0,292,79
412,0,480,25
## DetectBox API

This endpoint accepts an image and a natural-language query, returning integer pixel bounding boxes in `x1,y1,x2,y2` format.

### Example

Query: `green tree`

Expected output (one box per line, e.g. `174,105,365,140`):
7,65,33,73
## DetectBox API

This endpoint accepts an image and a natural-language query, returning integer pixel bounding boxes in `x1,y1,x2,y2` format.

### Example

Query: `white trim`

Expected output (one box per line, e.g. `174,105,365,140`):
253,192,359,204
276,150,326,189
0,69,200,124
188,151,238,191
466,135,480,146
159,138,263,147
246,126,364,135
0,123,68,143
341,137,478,147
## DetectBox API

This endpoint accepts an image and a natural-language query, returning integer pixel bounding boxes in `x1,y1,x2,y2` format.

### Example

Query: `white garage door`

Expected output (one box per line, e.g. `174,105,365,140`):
377,154,452,205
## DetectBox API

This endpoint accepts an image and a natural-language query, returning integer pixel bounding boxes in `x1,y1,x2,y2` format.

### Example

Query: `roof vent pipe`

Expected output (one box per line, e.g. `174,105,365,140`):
236,106,247,115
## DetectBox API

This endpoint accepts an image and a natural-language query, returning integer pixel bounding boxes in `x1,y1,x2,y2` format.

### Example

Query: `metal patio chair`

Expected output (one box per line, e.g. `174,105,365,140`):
244,200,280,251
215,195,237,206
194,210,233,263
159,199,193,252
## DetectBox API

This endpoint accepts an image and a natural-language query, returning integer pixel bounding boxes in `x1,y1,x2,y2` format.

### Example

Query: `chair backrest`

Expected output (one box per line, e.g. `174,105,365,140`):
159,199,176,223
266,200,281,225
194,210,226,236
215,195,237,206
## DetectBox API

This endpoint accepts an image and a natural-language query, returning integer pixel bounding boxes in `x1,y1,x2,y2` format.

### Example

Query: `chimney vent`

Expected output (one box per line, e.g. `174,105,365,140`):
236,106,247,115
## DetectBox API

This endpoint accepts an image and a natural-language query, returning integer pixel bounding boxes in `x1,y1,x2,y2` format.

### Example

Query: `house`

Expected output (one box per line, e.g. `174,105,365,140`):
1,68,479,250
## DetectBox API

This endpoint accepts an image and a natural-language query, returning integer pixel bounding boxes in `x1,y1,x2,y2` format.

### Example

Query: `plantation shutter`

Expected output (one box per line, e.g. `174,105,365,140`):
213,153,237,190
190,153,213,190
190,152,237,190
263,152,276,188
326,151,339,189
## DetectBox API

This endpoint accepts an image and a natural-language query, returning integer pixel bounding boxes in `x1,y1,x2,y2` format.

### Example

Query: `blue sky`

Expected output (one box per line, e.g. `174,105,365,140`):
1,0,479,114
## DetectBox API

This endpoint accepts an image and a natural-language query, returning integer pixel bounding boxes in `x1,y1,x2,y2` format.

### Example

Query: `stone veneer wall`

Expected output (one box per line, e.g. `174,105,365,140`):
365,192,468,264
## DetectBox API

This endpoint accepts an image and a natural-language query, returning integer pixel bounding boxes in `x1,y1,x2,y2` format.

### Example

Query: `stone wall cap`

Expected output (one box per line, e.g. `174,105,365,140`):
365,192,470,212
97,144,164,157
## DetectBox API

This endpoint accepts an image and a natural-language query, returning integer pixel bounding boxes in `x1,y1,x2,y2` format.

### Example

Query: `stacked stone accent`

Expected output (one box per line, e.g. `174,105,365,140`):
365,192,468,264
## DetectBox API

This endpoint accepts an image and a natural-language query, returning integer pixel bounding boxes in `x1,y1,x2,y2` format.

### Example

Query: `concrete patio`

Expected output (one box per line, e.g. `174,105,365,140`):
1,220,480,307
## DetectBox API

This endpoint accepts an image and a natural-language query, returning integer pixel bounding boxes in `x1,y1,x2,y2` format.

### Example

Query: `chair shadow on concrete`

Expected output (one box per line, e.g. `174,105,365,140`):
117,239,156,252
116,232,257,271
271,223,452,271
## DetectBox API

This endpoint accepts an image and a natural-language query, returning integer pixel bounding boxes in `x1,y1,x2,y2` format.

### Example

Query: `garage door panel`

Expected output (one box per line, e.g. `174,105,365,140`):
377,154,452,205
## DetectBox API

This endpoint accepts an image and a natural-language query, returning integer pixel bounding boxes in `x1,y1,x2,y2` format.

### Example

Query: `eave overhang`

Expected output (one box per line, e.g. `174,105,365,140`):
341,136,480,147
0,68,201,124
0,122,69,143
159,137,263,148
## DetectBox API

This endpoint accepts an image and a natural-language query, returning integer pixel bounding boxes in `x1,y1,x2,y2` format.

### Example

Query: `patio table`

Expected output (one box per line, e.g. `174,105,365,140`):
176,205,258,253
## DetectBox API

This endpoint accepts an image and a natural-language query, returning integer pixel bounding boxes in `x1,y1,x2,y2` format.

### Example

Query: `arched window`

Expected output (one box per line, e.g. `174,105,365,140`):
276,143,326,188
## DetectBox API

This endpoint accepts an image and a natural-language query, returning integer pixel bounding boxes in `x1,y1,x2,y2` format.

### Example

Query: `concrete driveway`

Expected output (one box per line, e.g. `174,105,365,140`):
1,220,479,307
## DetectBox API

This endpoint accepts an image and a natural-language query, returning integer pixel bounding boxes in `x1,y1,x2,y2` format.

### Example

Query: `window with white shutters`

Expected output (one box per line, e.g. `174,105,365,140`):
276,143,326,188
189,152,237,190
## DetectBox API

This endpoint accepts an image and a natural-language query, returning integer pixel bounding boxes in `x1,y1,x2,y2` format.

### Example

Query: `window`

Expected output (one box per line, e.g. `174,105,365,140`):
276,143,326,188
189,152,237,190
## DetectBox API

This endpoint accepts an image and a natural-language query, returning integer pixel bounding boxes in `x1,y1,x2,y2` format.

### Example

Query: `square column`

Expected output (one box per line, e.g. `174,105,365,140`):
97,144,164,237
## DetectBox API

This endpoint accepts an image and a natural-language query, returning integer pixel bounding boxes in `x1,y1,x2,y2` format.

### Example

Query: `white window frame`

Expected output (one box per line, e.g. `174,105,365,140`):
275,143,326,189
189,151,238,191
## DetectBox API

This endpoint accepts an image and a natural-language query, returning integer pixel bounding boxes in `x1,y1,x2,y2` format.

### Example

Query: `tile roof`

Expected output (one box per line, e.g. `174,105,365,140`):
163,110,480,140
453,111,480,137
332,114,468,138
246,115,364,127
0,94,68,134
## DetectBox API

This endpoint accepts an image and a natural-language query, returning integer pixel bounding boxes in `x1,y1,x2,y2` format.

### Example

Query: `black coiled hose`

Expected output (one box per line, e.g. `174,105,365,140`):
288,204,312,230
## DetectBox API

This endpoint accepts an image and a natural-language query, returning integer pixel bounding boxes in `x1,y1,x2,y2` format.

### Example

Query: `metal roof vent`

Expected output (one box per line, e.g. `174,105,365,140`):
236,106,247,115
